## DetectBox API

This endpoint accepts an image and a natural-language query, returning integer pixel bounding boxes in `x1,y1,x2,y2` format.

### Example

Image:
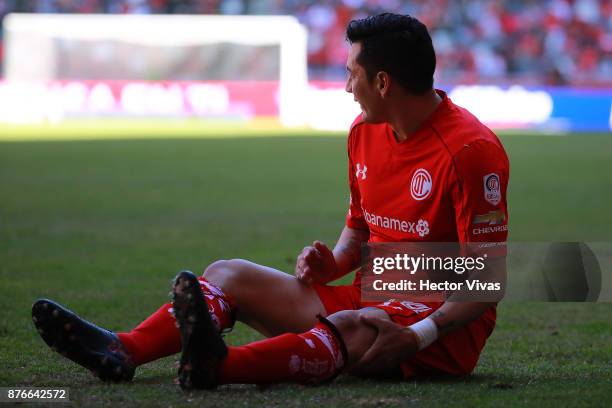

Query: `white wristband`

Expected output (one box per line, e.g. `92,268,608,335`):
408,317,438,351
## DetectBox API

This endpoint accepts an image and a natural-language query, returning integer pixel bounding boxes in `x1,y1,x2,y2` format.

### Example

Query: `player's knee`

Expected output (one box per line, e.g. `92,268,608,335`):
326,308,383,364
202,259,248,289
327,308,386,335
327,310,363,336
202,259,228,280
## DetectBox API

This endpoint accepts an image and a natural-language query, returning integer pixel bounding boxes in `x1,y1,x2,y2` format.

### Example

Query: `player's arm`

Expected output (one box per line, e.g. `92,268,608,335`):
349,298,494,376
351,138,510,375
333,226,370,278
429,301,494,336
295,226,369,284
399,250,506,351
411,139,510,348
351,299,497,377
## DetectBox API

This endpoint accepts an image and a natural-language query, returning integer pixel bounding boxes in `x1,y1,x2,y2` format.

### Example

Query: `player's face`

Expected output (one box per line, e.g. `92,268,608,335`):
345,42,385,123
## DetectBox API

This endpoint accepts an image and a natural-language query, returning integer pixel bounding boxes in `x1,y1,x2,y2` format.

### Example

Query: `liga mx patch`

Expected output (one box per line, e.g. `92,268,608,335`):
483,173,501,205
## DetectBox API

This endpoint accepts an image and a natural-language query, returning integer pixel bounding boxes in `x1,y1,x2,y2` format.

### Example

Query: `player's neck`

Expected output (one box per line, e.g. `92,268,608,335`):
389,89,442,143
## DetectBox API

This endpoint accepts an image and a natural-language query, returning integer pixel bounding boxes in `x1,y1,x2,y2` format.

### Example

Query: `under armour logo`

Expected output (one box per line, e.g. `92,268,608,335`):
356,163,367,180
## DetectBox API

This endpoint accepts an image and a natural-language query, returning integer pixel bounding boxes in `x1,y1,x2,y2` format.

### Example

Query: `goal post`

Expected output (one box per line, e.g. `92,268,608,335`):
3,13,309,126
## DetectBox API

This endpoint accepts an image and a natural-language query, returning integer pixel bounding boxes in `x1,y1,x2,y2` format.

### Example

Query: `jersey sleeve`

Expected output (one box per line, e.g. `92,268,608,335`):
451,139,509,244
345,127,369,231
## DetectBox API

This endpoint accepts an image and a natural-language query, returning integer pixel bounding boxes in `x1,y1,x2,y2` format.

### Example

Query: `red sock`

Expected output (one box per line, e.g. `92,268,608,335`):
197,277,235,331
118,277,235,366
118,303,179,366
218,322,347,385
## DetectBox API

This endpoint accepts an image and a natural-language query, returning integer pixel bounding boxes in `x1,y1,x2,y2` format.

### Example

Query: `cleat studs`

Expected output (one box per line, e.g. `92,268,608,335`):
64,323,71,331
69,335,76,341
32,316,38,323
52,309,59,318
101,357,108,366
188,315,196,323
186,293,193,300
175,321,181,328
37,328,45,335
42,303,49,309
114,366,122,375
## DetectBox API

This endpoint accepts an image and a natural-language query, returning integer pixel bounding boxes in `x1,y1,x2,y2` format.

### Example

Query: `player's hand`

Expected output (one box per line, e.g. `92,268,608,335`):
349,315,419,378
295,241,338,284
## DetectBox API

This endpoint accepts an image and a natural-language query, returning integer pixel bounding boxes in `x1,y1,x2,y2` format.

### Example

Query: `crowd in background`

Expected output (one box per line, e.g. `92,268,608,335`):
0,0,610,86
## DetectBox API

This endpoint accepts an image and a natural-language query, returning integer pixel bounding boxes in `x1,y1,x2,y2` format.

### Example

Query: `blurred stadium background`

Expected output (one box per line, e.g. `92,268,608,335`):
0,0,610,132
1,1,611,406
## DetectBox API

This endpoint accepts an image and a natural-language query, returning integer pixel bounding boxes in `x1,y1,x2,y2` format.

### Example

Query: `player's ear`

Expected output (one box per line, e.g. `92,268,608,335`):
376,71,390,97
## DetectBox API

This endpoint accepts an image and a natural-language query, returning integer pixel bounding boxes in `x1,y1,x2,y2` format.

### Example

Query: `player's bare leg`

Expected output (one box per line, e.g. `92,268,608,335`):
202,259,327,336
31,259,326,381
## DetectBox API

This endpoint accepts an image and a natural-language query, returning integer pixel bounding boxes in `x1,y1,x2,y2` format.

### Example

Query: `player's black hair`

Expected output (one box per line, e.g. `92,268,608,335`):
346,13,436,94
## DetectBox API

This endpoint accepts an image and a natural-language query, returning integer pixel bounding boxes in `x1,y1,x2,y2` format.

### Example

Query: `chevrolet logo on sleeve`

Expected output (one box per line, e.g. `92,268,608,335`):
473,210,506,225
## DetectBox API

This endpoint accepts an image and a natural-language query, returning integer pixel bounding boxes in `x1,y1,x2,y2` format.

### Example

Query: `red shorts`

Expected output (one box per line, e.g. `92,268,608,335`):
312,283,496,378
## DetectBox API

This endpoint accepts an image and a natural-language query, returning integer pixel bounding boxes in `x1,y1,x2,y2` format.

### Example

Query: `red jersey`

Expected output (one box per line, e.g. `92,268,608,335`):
346,90,509,245
312,92,508,377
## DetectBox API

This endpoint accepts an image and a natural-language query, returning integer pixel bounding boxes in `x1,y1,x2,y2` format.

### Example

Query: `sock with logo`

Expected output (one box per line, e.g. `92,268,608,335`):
118,277,235,366
218,319,347,385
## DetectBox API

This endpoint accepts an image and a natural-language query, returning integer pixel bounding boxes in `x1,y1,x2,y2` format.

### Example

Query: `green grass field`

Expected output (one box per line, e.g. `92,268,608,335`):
1,127,611,407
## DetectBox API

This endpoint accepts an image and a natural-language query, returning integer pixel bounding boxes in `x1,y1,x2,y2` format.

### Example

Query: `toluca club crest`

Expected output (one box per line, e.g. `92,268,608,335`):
411,168,432,200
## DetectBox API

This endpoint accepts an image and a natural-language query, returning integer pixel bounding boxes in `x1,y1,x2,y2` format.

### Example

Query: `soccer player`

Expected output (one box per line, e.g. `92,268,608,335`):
32,13,509,387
